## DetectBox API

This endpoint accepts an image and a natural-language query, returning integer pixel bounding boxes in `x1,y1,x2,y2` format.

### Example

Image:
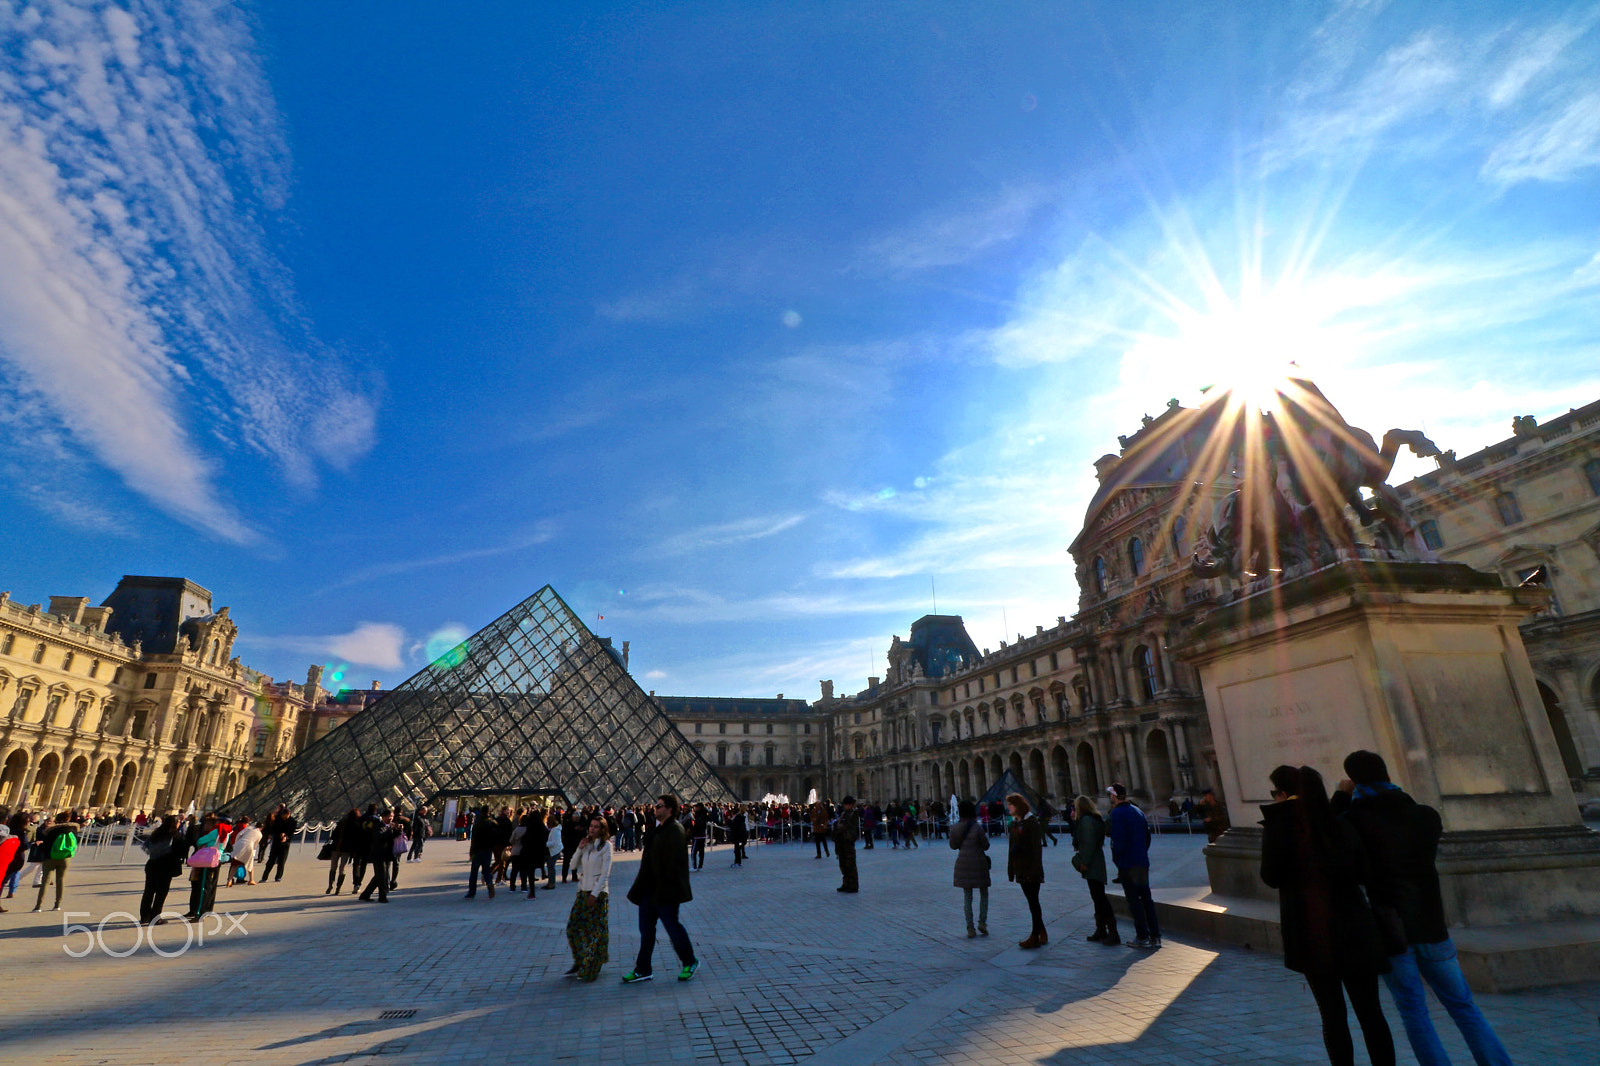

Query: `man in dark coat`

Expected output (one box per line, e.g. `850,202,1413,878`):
359,809,398,903
465,806,501,899
1334,750,1512,1066
261,805,297,883
622,794,698,984
833,795,860,893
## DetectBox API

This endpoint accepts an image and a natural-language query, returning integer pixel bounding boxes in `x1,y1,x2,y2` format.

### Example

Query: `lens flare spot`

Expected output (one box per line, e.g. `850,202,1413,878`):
424,626,470,670
781,309,802,328
875,487,897,501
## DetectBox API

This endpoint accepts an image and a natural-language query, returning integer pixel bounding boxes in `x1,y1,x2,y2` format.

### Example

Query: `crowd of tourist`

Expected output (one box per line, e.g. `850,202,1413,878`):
0,759,1517,1065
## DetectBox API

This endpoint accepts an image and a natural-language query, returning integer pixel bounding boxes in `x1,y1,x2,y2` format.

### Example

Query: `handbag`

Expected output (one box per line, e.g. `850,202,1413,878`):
1371,901,1408,956
392,833,410,857
186,845,222,868
316,842,335,861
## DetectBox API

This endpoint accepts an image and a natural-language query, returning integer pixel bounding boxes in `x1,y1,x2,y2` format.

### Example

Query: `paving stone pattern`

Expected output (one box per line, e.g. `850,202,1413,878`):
0,834,1592,1064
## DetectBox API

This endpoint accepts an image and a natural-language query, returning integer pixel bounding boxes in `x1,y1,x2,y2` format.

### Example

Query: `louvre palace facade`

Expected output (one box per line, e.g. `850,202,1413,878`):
0,575,326,815
822,401,1230,811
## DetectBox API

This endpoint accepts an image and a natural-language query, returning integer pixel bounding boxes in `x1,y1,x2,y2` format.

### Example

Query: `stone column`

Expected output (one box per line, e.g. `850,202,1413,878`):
1121,727,1144,791
1172,718,1195,790
46,749,75,808
1164,721,1184,793
18,744,44,804
1092,732,1112,792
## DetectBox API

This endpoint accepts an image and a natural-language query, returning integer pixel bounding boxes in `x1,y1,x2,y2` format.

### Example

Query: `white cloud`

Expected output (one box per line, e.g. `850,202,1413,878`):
0,0,377,541
1483,91,1600,185
855,184,1052,275
244,622,407,671
326,623,407,670
612,584,932,626
323,525,559,590
651,513,806,557
1263,10,1600,189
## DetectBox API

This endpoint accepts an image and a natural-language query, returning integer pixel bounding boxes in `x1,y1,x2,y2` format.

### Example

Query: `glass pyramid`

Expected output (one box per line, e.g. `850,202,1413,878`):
222,585,734,822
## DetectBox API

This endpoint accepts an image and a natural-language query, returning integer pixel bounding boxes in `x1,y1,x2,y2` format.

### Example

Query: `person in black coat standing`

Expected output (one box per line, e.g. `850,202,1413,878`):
359,809,399,902
138,815,186,924
621,794,698,984
1260,765,1394,1066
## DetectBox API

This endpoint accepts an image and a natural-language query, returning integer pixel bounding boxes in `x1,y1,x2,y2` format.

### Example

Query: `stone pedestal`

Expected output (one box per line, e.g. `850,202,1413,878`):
1176,560,1600,928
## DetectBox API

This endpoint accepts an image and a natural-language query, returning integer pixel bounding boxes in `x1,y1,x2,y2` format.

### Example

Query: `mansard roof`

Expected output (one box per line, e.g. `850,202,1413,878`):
1070,398,1225,555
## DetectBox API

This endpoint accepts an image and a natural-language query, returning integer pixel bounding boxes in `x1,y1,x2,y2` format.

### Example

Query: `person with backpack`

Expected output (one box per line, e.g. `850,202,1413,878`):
1333,750,1514,1066
31,811,80,911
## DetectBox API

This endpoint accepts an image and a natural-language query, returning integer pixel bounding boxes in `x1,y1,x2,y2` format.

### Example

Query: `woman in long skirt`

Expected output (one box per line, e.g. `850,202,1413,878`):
565,813,613,981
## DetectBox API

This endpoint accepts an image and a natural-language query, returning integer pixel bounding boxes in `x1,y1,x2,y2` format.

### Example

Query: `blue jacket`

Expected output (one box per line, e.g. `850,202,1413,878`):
1107,802,1151,869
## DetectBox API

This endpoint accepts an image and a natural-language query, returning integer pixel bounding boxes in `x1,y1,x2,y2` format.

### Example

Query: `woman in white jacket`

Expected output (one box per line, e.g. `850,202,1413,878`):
564,814,613,982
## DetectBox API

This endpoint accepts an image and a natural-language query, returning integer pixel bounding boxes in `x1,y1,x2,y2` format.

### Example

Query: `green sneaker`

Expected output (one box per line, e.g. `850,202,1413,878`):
621,970,653,984
677,960,700,982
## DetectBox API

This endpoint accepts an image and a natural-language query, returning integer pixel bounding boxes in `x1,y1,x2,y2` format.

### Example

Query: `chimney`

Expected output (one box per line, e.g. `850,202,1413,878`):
868,676,880,689
775,693,783,700
820,680,834,700
371,680,380,691
622,640,630,669
82,606,113,632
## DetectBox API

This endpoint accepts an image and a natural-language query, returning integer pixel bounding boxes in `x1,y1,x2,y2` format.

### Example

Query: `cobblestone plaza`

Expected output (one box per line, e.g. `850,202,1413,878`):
1,834,1592,1065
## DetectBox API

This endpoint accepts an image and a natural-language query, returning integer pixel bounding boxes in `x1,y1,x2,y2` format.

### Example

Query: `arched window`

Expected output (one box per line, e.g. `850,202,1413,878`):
1092,556,1107,595
1585,457,1600,496
1128,537,1145,577
1135,646,1158,701
1171,515,1186,557
717,743,728,766
1418,519,1443,550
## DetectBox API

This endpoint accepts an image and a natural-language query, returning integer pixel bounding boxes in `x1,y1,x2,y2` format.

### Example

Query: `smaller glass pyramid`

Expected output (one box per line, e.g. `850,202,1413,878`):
222,586,734,821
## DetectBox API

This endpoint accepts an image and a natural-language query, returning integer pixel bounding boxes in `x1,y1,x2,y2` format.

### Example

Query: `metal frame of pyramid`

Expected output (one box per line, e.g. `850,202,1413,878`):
977,768,1055,820
221,585,734,821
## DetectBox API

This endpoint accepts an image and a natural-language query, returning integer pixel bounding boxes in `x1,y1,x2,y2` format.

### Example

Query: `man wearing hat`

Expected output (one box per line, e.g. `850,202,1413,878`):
833,796,860,893
1106,784,1160,948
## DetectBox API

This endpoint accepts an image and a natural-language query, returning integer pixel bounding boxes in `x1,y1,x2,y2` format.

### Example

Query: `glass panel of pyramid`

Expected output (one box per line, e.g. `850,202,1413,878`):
222,586,734,821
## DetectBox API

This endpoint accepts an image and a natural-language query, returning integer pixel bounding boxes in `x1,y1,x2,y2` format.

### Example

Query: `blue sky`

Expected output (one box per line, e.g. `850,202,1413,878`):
2,1,1598,699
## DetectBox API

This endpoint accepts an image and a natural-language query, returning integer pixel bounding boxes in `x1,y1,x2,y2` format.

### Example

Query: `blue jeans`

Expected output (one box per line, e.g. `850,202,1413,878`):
634,899,695,975
1383,938,1511,1066
1118,866,1160,941
467,851,495,895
